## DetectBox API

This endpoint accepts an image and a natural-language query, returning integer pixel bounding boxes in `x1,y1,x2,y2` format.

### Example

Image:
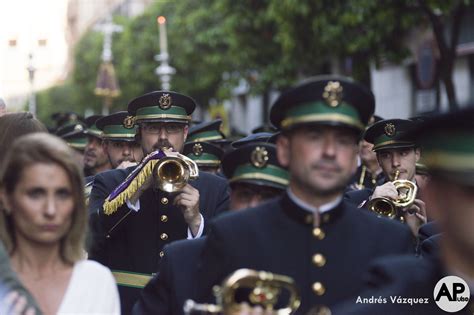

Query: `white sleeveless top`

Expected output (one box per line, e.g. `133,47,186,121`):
57,260,120,314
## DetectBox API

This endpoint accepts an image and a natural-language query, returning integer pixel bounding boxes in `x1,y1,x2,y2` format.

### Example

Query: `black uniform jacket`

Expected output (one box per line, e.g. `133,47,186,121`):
347,165,385,192
344,188,373,208
132,237,206,315
196,192,415,315
88,166,229,314
333,254,473,315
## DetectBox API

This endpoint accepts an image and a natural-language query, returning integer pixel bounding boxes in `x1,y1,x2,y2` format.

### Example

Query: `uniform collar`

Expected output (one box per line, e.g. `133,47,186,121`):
281,190,345,226
287,188,342,214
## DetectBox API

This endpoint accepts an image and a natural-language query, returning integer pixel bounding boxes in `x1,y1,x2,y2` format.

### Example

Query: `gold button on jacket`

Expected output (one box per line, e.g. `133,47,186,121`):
312,282,326,296
312,253,326,267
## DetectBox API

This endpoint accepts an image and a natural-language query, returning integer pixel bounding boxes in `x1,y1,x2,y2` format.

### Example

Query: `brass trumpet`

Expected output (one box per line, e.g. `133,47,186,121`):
183,269,301,315
153,150,199,192
367,170,418,221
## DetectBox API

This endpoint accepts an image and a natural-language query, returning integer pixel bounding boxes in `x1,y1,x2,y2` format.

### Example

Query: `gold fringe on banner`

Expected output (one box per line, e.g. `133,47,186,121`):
103,159,159,215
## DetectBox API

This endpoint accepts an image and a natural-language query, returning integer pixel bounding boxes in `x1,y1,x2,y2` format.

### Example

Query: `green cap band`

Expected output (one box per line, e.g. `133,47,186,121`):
102,125,137,139
135,105,191,122
67,137,87,150
187,130,224,142
186,152,221,166
87,124,103,138
421,131,474,171
230,163,289,186
281,101,364,130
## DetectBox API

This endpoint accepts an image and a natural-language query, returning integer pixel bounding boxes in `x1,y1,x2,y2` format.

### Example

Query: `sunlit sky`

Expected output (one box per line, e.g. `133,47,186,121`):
0,0,69,106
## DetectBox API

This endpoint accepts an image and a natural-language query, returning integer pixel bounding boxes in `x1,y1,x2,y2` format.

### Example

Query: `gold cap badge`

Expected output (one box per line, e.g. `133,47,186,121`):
384,123,396,137
251,146,269,168
159,93,172,110
193,143,203,156
74,124,84,132
123,116,136,129
322,81,343,107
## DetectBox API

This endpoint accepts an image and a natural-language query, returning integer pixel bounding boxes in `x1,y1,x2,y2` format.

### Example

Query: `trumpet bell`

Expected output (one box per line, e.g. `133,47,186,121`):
367,196,397,219
153,153,199,193
367,178,418,221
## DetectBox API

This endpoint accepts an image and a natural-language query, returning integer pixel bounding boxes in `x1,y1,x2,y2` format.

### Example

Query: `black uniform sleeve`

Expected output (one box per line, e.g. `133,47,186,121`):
131,264,171,315
196,222,233,303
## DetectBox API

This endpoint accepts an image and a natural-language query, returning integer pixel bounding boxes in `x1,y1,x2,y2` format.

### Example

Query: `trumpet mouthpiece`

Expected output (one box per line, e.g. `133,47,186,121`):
393,170,400,181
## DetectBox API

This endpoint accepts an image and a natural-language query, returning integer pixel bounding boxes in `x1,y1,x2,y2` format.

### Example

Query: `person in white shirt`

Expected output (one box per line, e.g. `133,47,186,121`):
0,133,119,315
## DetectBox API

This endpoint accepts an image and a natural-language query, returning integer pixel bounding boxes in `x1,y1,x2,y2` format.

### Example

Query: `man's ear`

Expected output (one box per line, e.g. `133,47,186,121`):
415,147,421,162
183,125,189,141
277,134,290,167
101,140,108,151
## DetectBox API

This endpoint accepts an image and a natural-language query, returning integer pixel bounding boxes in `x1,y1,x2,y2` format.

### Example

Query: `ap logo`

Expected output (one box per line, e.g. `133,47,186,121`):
434,276,470,312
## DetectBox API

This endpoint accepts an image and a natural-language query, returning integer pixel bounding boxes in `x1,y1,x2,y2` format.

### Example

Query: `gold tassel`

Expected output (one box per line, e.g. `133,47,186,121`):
103,160,159,215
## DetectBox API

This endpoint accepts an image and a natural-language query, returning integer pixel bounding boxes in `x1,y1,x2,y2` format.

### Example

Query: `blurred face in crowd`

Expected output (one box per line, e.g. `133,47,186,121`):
277,125,359,197
376,147,420,181
103,140,143,168
230,182,283,211
2,163,74,247
424,177,474,260
359,139,377,166
139,122,188,155
84,136,110,172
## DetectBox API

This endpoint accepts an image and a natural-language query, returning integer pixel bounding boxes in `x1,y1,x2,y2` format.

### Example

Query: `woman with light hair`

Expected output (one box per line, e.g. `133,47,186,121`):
0,133,120,315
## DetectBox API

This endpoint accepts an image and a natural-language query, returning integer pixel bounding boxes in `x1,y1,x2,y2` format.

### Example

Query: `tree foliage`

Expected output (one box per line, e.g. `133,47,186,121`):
35,0,472,124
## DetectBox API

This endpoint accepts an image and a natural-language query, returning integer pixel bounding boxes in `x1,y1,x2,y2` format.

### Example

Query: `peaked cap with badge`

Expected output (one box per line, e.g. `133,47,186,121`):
186,119,227,143
364,119,417,152
96,111,138,142
56,122,87,150
231,132,274,148
183,141,224,168
84,115,104,139
403,106,474,186
270,75,375,132
127,91,196,125
222,142,289,191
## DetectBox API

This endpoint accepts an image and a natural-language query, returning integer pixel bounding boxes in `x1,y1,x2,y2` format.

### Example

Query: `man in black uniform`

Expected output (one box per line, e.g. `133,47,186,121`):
132,141,288,315
83,115,111,177
183,141,223,174
195,76,415,315
347,115,385,191
334,107,474,315
88,91,230,314
96,111,143,168
55,122,87,169
223,142,288,210
345,119,427,237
